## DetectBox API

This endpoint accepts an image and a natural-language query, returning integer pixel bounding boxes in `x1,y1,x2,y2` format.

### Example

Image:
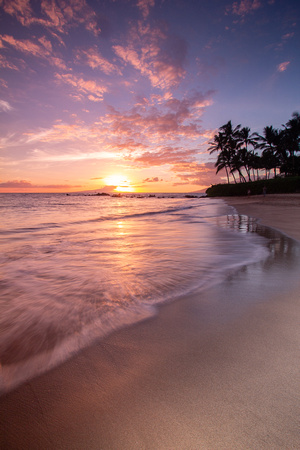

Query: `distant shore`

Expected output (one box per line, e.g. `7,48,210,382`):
1,195,300,449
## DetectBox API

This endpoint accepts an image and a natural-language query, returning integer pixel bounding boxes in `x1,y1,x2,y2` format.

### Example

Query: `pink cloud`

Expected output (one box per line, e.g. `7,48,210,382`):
0,78,8,88
0,100,13,112
1,0,100,35
171,162,223,187
75,48,121,75
143,177,162,182
0,179,33,188
40,0,100,35
231,0,261,16
0,34,68,69
113,22,187,90
137,0,155,19
38,35,53,52
98,91,213,149
23,121,111,147
55,73,108,101
24,122,89,143
282,33,295,40
0,179,81,189
134,147,197,167
277,61,290,72
1,34,48,57
0,0,32,26
0,54,20,70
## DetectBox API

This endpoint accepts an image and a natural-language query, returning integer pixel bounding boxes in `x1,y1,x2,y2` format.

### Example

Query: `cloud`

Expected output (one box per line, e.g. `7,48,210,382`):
1,34,48,57
0,179,81,189
21,120,112,154
277,61,290,72
55,73,108,101
282,33,295,40
1,0,100,36
75,48,121,75
113,22,187,90
0,34,68,69
0,0,33,27
230,0,261,16
137,0,155,19
0,100,13,112
0,78,8,88
0,54,20,70
171,162,223,187
143,177,162,182
98,91,214,150
0,179,33,188
33,151,114,162
134,147,197,167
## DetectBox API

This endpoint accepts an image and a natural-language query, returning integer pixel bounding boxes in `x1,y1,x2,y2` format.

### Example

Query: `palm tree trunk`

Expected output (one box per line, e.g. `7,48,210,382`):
225,166,230,184
246,167,252,181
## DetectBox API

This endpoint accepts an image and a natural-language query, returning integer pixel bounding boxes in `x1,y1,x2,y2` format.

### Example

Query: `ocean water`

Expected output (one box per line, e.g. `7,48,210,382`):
1,193,300,394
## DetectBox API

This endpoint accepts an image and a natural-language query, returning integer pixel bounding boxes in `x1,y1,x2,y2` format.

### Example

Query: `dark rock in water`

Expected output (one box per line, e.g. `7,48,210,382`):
185,194,198,198
96,192,110,196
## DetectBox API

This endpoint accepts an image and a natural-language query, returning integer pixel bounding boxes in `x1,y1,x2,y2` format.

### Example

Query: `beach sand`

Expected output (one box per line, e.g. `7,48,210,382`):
225,193,300,241
1,194,300,449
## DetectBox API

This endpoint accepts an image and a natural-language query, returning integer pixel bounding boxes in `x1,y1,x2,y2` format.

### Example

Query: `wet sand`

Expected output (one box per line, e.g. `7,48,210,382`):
1,194,300,449
225,193,300,241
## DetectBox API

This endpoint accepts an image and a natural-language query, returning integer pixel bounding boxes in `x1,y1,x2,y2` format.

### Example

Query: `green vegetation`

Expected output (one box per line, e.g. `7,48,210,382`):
206,176,300,197
206,112,300,196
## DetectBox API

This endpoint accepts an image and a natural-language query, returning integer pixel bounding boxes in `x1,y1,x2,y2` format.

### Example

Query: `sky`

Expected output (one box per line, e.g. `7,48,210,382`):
0,0,299,193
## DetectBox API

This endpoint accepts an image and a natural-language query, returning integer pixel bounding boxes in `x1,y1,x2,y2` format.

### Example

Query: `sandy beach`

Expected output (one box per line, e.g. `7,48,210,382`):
225,193,300,242
1,194,300,449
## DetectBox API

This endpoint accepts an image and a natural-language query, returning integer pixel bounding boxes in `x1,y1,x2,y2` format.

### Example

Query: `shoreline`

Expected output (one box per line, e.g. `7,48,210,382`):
223,193,300,241
1,195,300,449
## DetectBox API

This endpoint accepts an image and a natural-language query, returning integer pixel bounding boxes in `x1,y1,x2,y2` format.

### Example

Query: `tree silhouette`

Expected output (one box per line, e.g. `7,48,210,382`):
254,126,281,178
208,121,241,184
237,127,257,181
208,113,300,184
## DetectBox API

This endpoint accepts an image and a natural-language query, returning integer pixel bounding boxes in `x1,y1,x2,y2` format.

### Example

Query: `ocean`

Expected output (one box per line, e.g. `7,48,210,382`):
1,193,300,394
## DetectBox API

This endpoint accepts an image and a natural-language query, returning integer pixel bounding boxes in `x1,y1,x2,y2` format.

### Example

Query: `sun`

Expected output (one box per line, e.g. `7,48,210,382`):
104,174,125,186
103,174,135,192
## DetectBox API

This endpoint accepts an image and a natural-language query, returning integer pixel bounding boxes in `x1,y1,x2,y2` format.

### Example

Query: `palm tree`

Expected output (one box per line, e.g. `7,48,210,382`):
208,130,231,183
208,121,241,183
215,151,231,184
248,151,261,180
282,112,300,175
254,126,281,178
230,151,247,183
219,120,241,140
285,112,300,156
208,112,300,182
237,127,257,181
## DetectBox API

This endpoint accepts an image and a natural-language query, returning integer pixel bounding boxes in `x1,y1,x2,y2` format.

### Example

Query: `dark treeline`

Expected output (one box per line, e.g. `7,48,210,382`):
208,112,300,184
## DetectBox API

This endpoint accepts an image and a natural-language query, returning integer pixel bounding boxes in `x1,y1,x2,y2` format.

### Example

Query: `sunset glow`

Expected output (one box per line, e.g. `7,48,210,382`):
0,0,299,193
104,174,135,192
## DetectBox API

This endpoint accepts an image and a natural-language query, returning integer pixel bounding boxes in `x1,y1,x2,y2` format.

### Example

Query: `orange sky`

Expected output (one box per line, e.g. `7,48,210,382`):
0,0,298,193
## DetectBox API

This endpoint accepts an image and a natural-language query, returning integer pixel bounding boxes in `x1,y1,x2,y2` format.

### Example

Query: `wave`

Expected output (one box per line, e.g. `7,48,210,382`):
0,203,199,235
2,196,299,395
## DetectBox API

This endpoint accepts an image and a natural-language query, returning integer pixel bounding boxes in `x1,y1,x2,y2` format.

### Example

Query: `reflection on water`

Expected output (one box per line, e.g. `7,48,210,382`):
211,213,300,268
208,214,300,301
1,195,300,394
